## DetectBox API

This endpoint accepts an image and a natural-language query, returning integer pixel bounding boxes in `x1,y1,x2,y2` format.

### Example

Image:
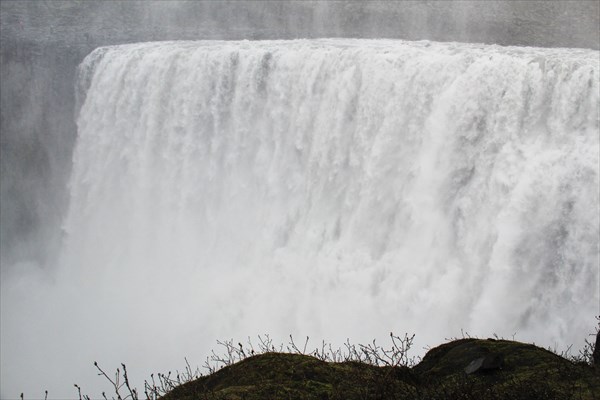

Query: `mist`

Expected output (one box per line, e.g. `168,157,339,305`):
1,2,599,398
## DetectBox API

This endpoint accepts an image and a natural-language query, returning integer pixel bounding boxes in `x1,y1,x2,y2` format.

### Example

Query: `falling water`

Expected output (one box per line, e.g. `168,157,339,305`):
8,39,600,396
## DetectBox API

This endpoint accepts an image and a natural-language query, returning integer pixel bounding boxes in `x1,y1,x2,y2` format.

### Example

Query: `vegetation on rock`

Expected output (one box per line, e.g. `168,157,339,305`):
160,338,599,400
48,329,597,400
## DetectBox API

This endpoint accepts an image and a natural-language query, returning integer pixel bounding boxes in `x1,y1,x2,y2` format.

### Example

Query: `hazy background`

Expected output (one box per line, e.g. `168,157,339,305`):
1,1,599,398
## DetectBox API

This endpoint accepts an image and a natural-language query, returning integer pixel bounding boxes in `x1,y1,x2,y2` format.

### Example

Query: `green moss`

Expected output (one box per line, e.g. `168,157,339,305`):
414,339,599,399
161,339,599,400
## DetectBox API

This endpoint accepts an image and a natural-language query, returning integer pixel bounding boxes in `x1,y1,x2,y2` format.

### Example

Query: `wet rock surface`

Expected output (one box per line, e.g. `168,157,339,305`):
464,354,503,374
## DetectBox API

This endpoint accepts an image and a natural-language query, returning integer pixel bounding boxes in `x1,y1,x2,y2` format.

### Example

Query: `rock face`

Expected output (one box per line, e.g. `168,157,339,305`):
593,331,600,366
162,339,599,400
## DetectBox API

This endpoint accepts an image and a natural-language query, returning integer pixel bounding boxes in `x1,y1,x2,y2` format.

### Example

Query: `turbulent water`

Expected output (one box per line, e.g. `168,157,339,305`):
3,39,599,397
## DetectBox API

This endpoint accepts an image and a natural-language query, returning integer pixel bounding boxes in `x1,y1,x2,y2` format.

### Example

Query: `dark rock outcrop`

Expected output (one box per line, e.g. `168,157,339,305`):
593,331,600,366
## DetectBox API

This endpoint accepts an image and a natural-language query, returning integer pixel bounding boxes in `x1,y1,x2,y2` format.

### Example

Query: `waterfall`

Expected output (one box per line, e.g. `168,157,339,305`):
57,38,599,393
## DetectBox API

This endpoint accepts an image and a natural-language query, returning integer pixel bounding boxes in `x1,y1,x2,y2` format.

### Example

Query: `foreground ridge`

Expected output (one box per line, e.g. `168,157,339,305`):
161,338,599,400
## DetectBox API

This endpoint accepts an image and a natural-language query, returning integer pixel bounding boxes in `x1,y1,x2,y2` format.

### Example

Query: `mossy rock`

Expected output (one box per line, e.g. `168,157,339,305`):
161,352,415,400
413,338,599,399
161,339,599,400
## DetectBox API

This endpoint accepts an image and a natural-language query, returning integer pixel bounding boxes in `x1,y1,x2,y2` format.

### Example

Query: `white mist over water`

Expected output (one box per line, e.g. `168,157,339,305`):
2,39,599,398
